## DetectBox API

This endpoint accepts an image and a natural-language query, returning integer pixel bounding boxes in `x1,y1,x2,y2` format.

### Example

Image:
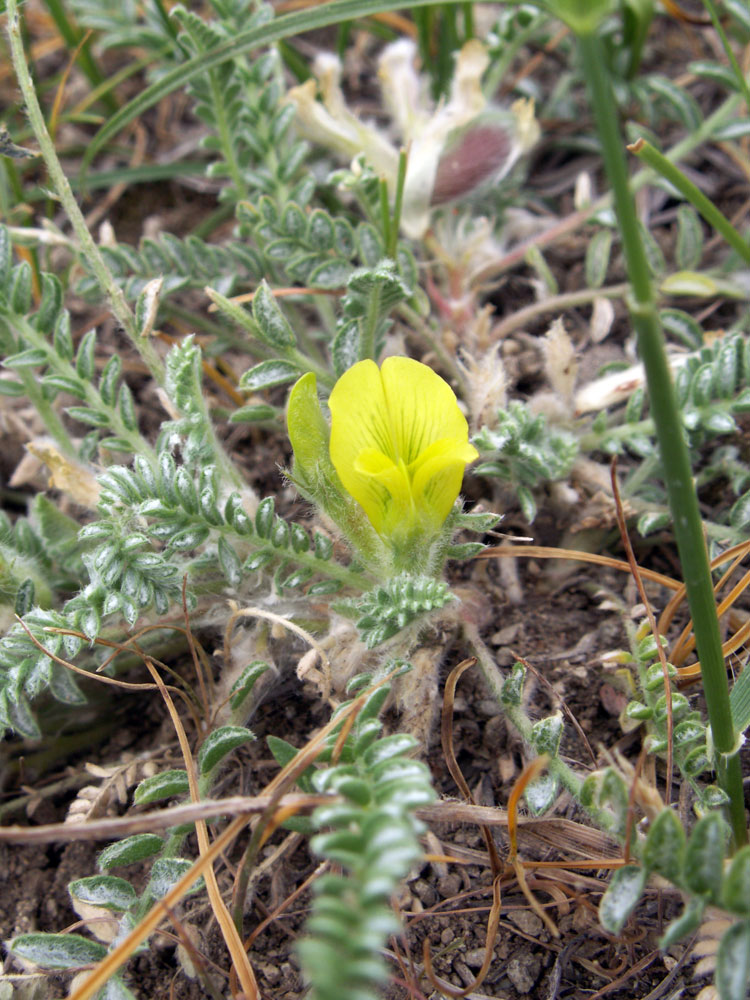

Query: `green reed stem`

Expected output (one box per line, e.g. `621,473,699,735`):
577,29,746,847
629,139,750,265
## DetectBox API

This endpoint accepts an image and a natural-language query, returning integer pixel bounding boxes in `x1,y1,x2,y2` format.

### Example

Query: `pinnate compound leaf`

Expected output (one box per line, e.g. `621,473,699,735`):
3,348,49,368
216,535,241,587
75,329,97,382
353,574,454,649
584,229,612,289
716,920,750,1000
252,281,295,348
9,932,108,969
97,833,164,870
675,203,703,271
331,320,360,377
524,773,559,815
198,725,254,775
253,496,274,538
230,403,278,422
240,359,301,391
599,865,647,934
730,661,750,735
98,975,138,1000
309,257,351,289
147,858,204,899
363,733,418,767
0,378,24,396
230,661,271,710
530,711,563,757
0,689,41,738
659,897,705,950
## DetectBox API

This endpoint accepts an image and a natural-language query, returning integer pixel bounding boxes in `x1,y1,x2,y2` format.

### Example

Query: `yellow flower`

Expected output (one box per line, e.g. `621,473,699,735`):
328,358,478,539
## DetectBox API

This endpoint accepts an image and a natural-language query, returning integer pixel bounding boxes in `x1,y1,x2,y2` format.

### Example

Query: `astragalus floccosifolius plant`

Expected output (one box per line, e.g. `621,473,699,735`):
7,1,750,998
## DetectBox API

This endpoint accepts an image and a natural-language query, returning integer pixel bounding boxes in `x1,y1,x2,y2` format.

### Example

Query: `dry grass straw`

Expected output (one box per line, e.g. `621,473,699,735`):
140,656,260,998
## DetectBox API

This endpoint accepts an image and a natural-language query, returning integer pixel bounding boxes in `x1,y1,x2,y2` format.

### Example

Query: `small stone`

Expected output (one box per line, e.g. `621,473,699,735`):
437,872,463,898
599,682,628,716
464,948,487,968
412,879,437,906
259,962,281,986
440,927,454,945
507,910,544,937
506,954,541,994
453,960,473,987
495,648,516,667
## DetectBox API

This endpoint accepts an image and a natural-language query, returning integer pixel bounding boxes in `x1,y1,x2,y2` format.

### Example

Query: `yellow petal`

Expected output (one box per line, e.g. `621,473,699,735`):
354,448,414,532
379,356,470,465
328,358,477,538
410,438,479,526
329,361,396,530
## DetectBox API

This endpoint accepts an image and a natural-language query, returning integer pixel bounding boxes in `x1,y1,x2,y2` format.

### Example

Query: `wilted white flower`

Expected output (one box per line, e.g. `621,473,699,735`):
286,39,539,239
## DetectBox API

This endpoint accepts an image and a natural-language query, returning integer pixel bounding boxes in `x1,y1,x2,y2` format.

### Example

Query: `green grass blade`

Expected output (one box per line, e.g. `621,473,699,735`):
629,138,750,265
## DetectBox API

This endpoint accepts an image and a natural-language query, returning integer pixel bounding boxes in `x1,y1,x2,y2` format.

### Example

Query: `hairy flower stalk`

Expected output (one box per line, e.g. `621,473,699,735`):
328,358,478,541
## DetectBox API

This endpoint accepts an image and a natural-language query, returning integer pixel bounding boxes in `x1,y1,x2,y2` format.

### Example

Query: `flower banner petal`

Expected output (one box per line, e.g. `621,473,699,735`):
328,357,477,541
379,357,470,465
329,360,396,530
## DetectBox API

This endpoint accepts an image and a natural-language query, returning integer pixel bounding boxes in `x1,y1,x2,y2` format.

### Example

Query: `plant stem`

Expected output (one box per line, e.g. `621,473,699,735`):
5,0,165,386
577,30,746,846
493,282,629,340
16,367,77,458
629,139,750,265
465,624,583,802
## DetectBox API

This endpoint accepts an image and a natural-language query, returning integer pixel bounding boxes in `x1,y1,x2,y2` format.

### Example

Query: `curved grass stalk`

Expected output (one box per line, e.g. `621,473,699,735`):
5,0,165,386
